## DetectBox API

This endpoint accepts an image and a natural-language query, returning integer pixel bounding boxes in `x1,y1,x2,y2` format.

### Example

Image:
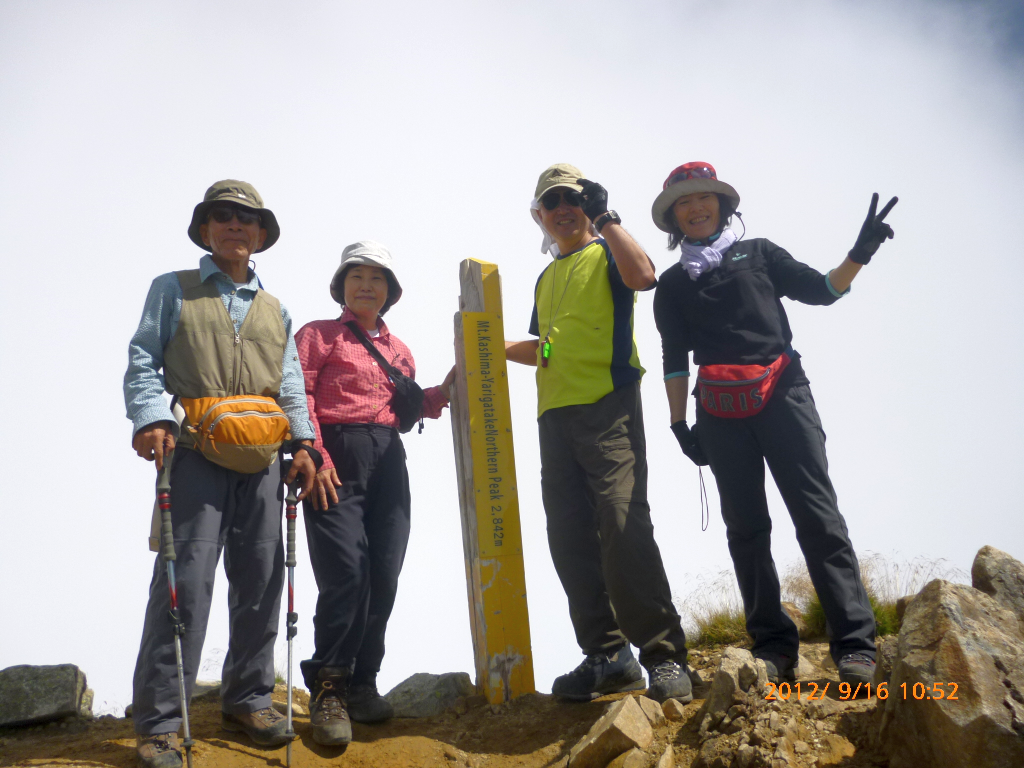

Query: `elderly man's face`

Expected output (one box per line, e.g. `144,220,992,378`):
200,205,267,262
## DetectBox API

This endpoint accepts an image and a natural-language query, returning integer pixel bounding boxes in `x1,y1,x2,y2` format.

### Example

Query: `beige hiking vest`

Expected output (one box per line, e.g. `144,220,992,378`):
164,269,286,400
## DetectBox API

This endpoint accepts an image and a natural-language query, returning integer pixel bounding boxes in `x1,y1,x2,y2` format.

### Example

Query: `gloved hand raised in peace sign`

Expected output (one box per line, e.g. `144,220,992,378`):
848,193,898,265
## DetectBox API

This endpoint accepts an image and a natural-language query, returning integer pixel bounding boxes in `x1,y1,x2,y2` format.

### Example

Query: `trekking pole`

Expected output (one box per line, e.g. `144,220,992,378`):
283,462,300,767
156,462,194,768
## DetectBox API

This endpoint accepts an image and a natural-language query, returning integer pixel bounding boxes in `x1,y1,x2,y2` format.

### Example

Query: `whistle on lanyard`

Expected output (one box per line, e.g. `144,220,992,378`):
541,339,552,367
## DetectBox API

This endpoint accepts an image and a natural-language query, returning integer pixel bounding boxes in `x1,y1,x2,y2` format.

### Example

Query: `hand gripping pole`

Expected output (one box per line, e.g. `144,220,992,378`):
157,462,194,768
283,467,300,767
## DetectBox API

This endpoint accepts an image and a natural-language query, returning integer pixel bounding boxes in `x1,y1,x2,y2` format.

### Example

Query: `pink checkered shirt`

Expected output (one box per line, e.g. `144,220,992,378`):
295,307,450,470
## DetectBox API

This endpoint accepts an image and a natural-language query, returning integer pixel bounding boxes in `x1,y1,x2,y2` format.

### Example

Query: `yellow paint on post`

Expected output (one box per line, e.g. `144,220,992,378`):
451,260,534,703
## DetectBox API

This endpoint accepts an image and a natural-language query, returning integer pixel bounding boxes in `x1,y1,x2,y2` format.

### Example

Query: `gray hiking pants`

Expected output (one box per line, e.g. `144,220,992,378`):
131,447,285,735
538,383,688,668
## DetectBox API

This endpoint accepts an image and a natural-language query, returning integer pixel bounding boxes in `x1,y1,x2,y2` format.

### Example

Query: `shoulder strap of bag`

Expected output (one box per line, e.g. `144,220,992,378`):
344,321,401,379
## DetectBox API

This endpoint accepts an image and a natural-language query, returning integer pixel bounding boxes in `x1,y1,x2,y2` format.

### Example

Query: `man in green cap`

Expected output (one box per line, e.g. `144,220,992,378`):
505,164,692,703
124,180,320,767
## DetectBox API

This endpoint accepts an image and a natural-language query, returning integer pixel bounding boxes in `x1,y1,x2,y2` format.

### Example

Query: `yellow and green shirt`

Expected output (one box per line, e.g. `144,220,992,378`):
529,239,645,416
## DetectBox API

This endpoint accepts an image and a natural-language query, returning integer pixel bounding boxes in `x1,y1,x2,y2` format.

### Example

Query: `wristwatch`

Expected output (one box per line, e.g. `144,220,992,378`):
594,210,621,233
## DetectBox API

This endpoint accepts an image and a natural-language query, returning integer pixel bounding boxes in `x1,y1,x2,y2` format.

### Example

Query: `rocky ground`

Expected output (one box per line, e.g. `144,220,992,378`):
0,640,886,768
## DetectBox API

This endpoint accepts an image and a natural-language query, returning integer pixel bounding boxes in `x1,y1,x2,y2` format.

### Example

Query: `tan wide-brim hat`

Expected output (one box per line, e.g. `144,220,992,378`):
187,179,280,252
534,163,585,200
651,162,740,233
330,240,403,315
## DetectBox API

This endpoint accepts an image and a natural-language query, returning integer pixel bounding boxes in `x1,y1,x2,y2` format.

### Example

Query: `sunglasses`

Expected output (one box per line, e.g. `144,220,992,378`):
664,164,716,189
540,189,583,211
208,206,262,226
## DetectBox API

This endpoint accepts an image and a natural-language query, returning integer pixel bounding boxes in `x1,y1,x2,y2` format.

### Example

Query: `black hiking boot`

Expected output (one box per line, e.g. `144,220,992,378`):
755,652,797,685
135,733,182,768
348,682,394,724
310,666,352,746
551,645,645,701
837,653,876,686
645,657,693,703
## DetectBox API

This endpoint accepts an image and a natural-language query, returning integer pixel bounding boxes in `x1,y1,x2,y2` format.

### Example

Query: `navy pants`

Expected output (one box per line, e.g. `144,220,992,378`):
132,448,284,735
300,424,411,691
696,382,876,663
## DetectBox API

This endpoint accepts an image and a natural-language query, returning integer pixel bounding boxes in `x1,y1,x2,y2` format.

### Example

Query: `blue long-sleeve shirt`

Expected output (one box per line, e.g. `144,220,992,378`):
124,254,315,441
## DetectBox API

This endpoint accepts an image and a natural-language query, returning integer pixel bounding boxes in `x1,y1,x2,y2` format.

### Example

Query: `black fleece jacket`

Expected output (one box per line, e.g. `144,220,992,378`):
653,237,845,386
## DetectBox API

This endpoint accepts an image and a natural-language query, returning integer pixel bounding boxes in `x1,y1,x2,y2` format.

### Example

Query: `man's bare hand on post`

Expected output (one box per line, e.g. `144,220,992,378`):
132,421,177,470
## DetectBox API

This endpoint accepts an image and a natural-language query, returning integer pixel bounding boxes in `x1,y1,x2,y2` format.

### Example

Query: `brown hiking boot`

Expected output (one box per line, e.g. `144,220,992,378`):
310,667,352,746
135,733,182,768
221,706,292,746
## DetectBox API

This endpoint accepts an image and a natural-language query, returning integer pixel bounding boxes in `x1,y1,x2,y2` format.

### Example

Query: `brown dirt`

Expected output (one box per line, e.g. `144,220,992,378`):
0,685,705,768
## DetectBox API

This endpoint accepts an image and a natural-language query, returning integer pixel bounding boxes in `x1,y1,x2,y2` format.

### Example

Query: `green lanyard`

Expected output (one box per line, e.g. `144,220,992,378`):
542,251,582,368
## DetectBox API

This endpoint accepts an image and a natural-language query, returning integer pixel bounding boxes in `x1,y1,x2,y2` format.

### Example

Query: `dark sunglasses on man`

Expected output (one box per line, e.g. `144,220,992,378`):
540,189,583,211
208,205,262,226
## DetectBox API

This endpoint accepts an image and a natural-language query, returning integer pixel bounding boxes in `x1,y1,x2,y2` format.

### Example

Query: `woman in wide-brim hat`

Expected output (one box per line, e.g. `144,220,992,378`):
651,161,899,688
292,240,455,746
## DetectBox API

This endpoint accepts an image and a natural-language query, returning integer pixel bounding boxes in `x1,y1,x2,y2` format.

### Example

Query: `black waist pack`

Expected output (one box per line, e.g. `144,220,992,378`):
345,321,425,433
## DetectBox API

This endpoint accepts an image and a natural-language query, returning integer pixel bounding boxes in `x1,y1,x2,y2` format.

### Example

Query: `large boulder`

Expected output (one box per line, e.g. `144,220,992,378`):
972,545,1024,636
384,672,474,718
0,664,92,726
879,578,1024,768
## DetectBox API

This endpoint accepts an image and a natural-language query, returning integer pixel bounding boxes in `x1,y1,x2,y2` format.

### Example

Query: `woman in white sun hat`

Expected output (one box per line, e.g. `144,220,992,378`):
293,241,455,746
651,161,898,690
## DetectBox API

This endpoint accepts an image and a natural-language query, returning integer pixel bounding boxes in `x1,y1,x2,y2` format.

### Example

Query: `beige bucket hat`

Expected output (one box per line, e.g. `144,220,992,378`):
534,163,585,199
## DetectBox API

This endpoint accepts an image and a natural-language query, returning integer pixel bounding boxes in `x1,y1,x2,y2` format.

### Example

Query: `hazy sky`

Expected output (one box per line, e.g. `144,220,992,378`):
1,0,1022,716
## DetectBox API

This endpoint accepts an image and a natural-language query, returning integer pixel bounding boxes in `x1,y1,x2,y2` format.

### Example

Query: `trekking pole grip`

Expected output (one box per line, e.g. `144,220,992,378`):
156,463,175,562
285,480,299,568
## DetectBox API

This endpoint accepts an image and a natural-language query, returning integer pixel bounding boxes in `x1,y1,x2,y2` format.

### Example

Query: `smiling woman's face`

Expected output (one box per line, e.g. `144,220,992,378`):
343,265,389,321
673,192,721,241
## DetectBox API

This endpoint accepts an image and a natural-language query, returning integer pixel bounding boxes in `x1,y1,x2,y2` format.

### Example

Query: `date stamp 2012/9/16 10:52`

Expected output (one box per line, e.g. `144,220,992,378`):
765,681,960,701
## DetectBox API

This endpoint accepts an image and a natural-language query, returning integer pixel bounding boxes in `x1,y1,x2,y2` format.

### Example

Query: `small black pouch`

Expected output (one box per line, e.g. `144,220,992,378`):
345,321,425,433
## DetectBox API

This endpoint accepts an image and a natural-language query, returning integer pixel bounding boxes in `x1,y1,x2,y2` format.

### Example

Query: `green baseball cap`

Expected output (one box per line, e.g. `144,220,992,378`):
187,180,280,253
534,163,584,200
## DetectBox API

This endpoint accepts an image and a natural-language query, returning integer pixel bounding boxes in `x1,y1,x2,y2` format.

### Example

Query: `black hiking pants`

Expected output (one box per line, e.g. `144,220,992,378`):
300,423,411,691
539,383,688,669
696,382,876,664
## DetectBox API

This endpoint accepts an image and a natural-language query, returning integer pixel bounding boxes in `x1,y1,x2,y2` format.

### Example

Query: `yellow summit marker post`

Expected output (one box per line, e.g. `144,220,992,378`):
450,258,535,704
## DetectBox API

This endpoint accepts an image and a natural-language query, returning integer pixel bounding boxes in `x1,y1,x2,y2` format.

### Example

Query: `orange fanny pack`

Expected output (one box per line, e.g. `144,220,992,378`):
180,395,291,473
697,352,791,418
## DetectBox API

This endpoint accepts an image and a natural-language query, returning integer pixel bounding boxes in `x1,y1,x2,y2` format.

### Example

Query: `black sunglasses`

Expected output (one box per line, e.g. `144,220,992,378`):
208,206,262,226
540,189,583,211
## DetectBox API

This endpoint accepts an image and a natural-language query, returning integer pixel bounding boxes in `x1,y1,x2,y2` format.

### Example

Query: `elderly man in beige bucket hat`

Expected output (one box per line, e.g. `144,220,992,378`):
123,180,320,767
505,164,693,704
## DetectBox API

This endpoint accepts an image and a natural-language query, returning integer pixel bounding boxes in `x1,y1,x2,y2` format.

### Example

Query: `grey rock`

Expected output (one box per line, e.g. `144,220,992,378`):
795,654,816,679
654,744,675,768
384,672,474,718
607,747,646,768
896,594,916,624
781,602,812,640
701,647,765,727
193,680,222,699
568,696,652,768
880,578,1024,768
0,665,89,727
972,545,1024,637
636,695,666,727
872,635,899,686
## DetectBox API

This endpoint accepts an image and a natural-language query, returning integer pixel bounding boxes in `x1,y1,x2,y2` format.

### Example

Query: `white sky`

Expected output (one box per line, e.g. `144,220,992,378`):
1,0,1022,716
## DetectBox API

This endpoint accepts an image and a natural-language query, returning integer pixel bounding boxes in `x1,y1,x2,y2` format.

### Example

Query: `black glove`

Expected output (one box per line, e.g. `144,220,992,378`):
848,193,898,265
671,421,709,466
577,178,609,222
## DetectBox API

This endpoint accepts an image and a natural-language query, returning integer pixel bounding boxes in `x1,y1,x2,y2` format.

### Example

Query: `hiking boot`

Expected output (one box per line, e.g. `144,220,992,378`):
310,666,352,746
756,653,797,685
348,683,394,724
221,706,292,747
837,653,876,686
551,646,645,701
135,733,182,768
645,658,693,703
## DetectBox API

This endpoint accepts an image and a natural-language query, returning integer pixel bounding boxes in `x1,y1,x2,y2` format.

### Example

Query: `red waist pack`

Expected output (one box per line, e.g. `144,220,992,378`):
697,352,791,418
